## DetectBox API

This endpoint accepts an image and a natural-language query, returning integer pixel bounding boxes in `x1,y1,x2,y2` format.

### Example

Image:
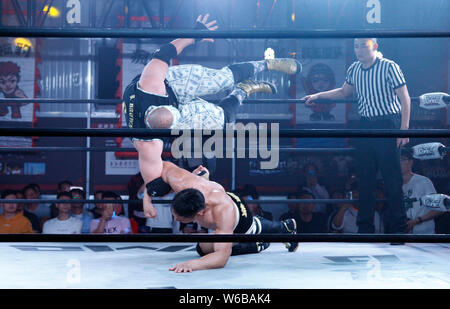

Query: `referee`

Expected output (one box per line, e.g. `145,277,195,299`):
304,38,410,234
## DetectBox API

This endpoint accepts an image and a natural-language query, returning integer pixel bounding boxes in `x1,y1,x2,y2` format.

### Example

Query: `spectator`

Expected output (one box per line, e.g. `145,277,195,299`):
331,186,384,233
127,172,149,233
90,191,131,234
42,192,82,234
70,188,93,234
15,190,41,233
23,183,50,228
91,190,104,219
146,192,176,233
401,150,442,234
0,190,33,233
297,189,328,233
50,180,73,218
301,162,330,214
326,190,345,230
280,190,328,233
27,183,41,195
236,184,273,221
279,193,299,221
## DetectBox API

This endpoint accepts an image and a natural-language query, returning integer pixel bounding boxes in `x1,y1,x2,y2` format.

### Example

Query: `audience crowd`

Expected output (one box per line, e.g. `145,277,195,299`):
0,152,448,235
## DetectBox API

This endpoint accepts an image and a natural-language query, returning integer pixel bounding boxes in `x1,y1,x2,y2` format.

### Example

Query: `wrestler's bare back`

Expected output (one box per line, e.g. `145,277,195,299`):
161,161,237,231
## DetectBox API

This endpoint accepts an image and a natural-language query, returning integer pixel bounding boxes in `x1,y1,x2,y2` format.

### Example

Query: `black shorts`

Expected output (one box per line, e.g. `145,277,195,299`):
195,192,255,257
226,192,255,234
122,74,178,142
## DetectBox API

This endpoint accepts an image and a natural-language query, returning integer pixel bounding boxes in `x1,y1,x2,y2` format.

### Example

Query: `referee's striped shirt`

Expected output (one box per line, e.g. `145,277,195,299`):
345,57,406,118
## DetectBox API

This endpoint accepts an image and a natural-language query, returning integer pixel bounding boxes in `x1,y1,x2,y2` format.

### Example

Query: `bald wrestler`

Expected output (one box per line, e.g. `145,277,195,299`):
150,162,298,273
122,13,302,220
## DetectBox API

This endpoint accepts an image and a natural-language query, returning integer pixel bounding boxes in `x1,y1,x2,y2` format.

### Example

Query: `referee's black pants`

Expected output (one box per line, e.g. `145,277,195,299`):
353,114,407,234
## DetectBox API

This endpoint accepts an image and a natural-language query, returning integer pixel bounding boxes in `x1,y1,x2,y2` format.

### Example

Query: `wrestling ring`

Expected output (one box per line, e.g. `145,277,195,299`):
0,26,449,290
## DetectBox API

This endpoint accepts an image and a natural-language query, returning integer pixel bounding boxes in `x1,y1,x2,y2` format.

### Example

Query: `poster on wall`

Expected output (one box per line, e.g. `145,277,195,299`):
105,151,139,176
296,40,347,124
0,38,35,147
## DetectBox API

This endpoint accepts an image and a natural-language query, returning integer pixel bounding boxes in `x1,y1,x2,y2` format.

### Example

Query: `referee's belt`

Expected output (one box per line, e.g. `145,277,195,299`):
361,113,400,122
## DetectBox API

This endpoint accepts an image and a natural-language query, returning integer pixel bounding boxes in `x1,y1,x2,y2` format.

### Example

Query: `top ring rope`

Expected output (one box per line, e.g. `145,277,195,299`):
0,28,449,39
0,128,449,138
1,95,449,105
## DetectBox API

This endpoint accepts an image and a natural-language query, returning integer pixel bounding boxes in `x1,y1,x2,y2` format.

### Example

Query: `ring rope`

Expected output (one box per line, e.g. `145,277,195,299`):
0,28,449,39
0,198,386,205
1,233,448,243
1,146,447,156
0,147,357,153
1,128,449,138
1,96,449,105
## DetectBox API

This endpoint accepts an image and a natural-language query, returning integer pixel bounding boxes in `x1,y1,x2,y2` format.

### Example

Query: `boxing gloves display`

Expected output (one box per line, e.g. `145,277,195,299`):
419,92,449,110
411,142,446,160
419,194,450,212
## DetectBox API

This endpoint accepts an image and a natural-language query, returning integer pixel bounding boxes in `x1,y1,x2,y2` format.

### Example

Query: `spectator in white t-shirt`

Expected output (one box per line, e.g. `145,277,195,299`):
42,192,82,234
90,191,132,234
401,150,442,234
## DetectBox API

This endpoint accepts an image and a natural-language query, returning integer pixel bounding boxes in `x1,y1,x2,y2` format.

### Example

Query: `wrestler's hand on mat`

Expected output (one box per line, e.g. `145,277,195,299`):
169,260,196,273
143,191,157,219
195,13,218,43
192,165,210,180
302,94,319,107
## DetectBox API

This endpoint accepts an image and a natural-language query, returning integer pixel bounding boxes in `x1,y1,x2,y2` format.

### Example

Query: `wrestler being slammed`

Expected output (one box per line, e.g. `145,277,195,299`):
143,161,298,273
122,13,302,221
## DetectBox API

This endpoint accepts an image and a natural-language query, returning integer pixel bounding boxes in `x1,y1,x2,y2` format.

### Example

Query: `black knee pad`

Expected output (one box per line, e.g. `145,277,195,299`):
254,216,285,234
228,63,255,83
152,43,177,66
231,242,259,256
218,95,240,124
146,177,171,197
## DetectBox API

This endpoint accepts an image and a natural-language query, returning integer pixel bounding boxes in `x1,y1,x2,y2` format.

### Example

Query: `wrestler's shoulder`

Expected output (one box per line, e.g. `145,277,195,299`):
205,186,231,206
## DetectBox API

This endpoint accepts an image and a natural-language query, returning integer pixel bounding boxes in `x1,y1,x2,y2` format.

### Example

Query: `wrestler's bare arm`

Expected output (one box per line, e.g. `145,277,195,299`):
169,194,235,272
161,161,223,194
139,14,217,95
205,193,236,263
